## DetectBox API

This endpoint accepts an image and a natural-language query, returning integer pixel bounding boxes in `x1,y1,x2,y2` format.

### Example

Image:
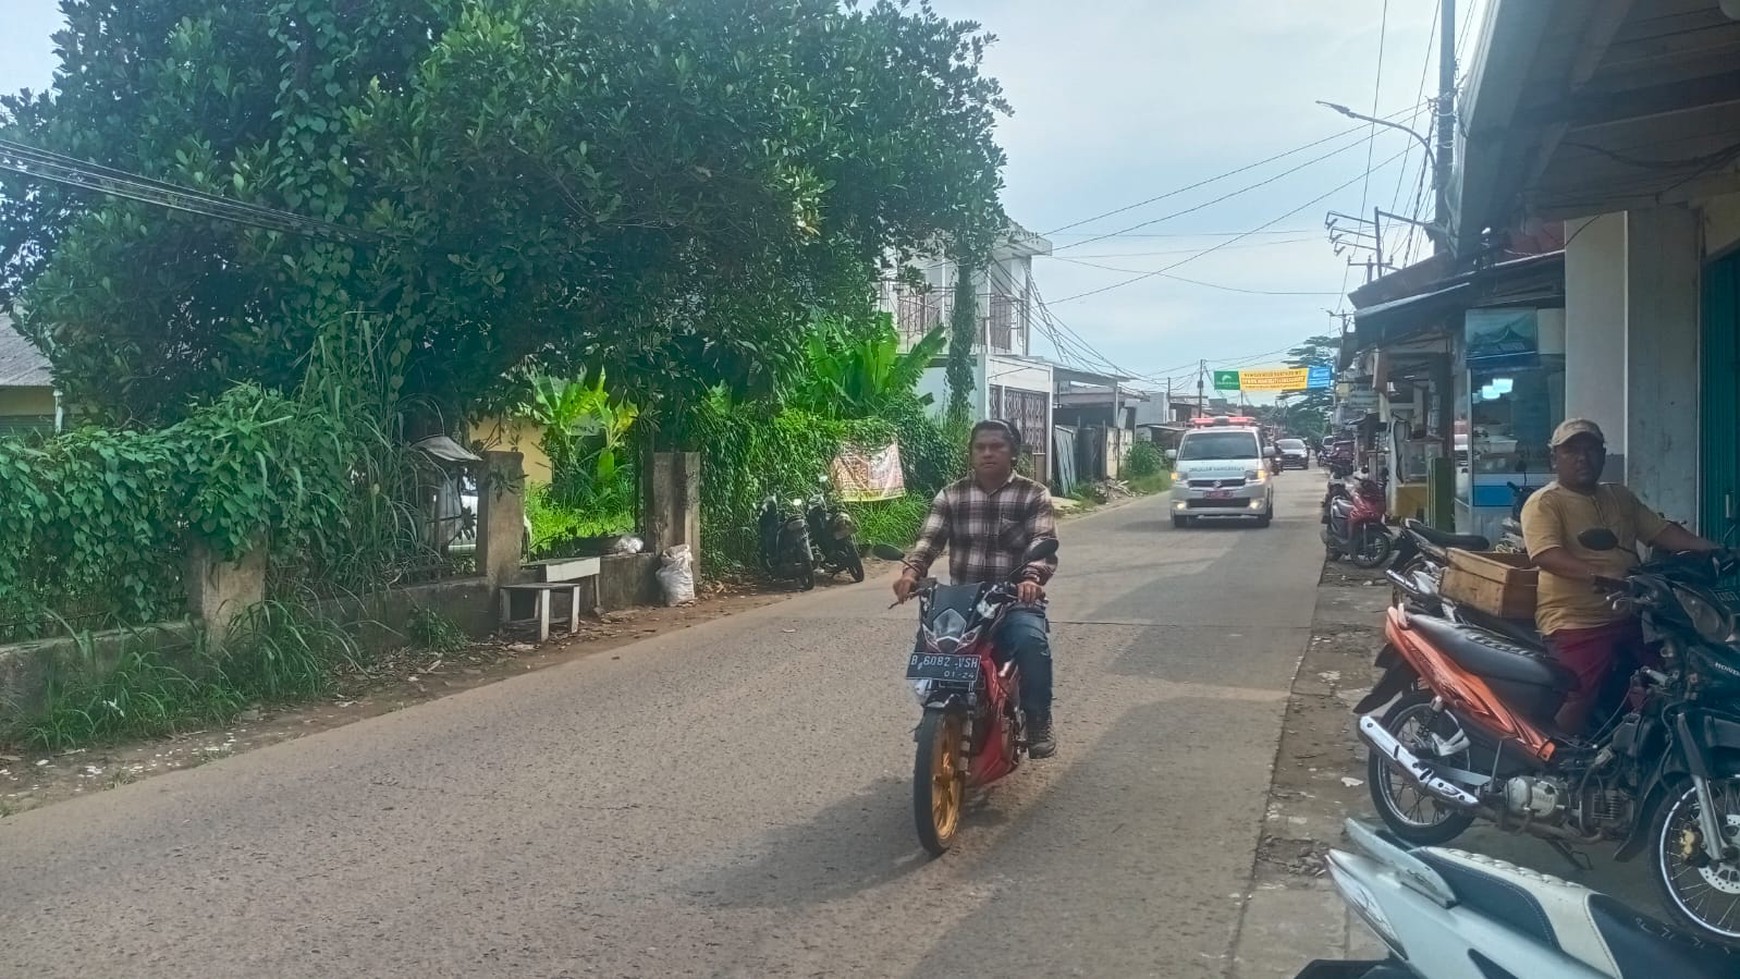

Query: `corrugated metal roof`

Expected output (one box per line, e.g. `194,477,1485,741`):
0,314,54,388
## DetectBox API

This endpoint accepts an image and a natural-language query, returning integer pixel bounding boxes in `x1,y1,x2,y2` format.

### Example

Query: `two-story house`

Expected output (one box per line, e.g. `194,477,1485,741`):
879,224,1057,483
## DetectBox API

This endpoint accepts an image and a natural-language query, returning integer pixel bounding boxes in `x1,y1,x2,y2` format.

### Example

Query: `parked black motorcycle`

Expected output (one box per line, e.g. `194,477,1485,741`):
1493,481,1537,553
757,495,815,591
804,491,866,583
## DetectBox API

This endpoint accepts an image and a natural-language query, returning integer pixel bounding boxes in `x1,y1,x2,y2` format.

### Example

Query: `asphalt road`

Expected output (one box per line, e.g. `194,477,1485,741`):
1,474,1329,978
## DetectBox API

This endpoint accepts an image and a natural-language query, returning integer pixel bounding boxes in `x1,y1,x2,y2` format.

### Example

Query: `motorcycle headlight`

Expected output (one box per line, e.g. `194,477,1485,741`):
1676,587,1737,643
925,608,968,652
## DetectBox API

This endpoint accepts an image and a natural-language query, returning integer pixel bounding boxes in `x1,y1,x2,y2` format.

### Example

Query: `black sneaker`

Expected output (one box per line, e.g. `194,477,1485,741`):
1027,714,1056,759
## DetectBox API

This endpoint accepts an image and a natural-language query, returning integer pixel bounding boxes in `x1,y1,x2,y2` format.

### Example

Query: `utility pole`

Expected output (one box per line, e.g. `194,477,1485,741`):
1434,0,1456,256
1197,359,1207,417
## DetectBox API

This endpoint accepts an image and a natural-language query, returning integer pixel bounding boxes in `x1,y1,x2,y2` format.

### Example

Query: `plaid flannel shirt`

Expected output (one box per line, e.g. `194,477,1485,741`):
905,473,1059,586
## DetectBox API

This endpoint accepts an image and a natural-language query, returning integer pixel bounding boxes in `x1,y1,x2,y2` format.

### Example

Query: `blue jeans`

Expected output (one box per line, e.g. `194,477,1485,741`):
994,605,1053,719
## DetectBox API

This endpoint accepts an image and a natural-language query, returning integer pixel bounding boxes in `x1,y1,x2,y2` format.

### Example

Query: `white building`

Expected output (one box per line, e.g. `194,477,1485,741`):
879,225,1058,482
1455,0,1740,535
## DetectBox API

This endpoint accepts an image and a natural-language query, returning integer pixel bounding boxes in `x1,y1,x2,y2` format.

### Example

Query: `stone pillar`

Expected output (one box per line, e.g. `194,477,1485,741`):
186,541,266,641
642,451,701,576
1563,213,1629,478
1624,205,1700,527
476,450,526,589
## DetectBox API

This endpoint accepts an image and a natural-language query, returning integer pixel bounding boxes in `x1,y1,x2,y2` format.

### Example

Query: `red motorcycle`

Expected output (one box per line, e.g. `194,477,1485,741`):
1323,470,1393,568
893,538,1058,855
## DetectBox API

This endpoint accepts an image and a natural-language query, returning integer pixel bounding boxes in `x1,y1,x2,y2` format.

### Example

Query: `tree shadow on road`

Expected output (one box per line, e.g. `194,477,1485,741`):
683,775,933,910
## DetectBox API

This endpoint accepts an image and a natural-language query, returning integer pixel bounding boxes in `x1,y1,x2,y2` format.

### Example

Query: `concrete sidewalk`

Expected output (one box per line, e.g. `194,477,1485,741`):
1230,558,1667,976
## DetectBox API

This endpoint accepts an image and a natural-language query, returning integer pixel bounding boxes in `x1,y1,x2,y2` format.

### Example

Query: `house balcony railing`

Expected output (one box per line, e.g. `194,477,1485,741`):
881,286,1029,356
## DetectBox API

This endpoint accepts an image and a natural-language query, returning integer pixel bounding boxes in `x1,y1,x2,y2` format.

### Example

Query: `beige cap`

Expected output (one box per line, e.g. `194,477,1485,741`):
1549,418,1605,448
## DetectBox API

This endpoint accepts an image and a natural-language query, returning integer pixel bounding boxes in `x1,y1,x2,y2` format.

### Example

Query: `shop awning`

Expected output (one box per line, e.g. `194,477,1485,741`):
1352,283,1472,353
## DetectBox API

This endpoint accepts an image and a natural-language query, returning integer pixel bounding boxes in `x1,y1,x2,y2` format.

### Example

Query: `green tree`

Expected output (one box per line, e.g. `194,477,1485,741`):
794,313,946,421
1277,333,1339,437
1,0,1009,423
946,259,979,426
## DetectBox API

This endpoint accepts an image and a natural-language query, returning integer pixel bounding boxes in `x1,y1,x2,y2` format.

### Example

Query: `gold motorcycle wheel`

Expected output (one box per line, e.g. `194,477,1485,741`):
914,708,966,856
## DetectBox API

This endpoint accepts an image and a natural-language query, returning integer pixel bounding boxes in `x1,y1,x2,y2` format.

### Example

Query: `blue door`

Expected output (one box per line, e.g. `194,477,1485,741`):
1701,250,1740,541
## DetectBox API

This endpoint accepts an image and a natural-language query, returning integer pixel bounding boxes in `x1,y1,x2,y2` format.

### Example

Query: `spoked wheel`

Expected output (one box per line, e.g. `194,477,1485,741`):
914,708,967,856
1651,775,1740,948
1367,692,1476,845
1350,528,1394,569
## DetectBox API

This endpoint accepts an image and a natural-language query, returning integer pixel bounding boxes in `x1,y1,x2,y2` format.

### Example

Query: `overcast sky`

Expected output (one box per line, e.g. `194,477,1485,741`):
0,0,1486,395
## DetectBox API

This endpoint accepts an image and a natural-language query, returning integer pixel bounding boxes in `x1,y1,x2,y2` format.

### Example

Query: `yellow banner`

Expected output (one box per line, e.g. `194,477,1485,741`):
1235,367,1311,391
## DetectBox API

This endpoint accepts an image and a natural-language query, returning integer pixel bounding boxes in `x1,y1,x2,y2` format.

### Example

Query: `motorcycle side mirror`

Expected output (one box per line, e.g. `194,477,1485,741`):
1579,528,1620,552
869,544,906,561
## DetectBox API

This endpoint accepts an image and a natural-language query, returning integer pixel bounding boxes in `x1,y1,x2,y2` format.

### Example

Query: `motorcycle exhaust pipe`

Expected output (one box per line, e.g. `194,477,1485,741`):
1357,715,1480,809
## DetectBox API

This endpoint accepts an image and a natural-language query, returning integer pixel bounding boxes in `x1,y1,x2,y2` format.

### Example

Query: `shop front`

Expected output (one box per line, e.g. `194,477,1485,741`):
1456,307,1566,543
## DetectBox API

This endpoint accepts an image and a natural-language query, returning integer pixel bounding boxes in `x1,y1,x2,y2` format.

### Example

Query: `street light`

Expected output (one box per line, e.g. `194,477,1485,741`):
1316,101,1437,169
1316,100,1449,254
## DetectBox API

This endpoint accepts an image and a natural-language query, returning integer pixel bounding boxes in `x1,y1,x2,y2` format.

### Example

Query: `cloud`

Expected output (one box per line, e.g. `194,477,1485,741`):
939,0,1444,378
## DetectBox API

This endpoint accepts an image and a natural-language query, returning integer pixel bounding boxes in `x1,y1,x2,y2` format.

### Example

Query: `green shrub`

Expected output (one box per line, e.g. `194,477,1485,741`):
10,601,363,750
525,484,635,558
1124,440,1165,479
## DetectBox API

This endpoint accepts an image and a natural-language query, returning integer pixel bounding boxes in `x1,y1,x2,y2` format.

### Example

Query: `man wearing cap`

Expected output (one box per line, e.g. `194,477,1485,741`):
1521,418,1717,734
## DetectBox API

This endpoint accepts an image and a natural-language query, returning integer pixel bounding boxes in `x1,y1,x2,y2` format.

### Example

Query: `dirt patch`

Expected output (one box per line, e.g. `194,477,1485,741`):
1252,578,1391,885
0,564,892,819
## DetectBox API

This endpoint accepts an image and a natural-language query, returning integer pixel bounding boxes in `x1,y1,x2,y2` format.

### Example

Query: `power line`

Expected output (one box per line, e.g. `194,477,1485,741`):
1052,118,1422,254
1338,0,1393,310
0,137,381,243
1049,145,1413,305
1052,256,1344,296
1046,228,1319,239
1043,100,1429,245
1042,236,1318,260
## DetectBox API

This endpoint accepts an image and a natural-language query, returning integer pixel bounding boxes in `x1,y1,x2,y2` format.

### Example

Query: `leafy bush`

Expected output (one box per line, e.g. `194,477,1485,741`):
1124,440,1166,479
525,485,635,559
0,320,451,642
676,389,959,571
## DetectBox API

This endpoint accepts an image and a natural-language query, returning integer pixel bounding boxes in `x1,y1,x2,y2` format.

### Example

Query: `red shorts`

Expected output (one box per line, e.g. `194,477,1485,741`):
1546,620,1649,702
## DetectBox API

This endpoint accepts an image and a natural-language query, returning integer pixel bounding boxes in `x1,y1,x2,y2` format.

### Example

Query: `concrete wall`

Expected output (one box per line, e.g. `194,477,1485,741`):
1564,213,1629,470
0,386,53,417
469,415,553,485
1706,192,1740,258
1625,205,1700,525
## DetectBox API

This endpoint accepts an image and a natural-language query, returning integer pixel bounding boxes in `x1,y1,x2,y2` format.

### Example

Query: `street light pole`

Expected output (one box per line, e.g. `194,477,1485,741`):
1317,100,1451,256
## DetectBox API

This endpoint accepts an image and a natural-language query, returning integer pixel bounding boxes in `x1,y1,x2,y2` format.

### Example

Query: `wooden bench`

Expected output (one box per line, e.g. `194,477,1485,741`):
499,557,602,642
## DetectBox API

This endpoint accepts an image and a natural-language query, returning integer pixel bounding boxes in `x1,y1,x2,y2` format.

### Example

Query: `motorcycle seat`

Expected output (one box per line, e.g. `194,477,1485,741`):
1402,518,1490,553
1452,605,1546,652
1408,614,1573,690
1415,847,1735,979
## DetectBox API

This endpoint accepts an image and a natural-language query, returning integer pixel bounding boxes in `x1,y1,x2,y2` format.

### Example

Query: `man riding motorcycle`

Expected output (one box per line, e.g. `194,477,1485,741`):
894,419,1060,758
1521,418,1717,734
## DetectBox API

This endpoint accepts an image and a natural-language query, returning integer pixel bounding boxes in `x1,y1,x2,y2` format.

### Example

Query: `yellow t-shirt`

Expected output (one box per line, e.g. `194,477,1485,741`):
1521,481,1670,636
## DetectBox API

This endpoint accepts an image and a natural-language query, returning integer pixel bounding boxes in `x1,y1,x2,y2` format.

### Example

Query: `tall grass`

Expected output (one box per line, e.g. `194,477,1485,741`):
10,601,364,751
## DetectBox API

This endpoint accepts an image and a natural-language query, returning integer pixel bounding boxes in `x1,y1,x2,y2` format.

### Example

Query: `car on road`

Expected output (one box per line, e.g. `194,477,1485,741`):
1167,423,1275,528
1275,438,1309,469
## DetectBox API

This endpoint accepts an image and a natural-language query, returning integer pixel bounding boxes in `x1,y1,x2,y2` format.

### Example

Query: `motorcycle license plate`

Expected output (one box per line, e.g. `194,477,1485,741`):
1207,489,1232,500
906,653,979,684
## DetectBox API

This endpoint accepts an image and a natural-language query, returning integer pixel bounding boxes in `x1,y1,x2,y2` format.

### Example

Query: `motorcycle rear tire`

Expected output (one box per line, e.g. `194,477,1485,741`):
1349,529,1393,569
796,561,815,591
914,708,966,856
842,545,866,583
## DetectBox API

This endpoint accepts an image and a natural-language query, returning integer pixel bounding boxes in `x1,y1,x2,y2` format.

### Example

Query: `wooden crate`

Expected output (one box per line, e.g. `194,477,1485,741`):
1442,549,1538,621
